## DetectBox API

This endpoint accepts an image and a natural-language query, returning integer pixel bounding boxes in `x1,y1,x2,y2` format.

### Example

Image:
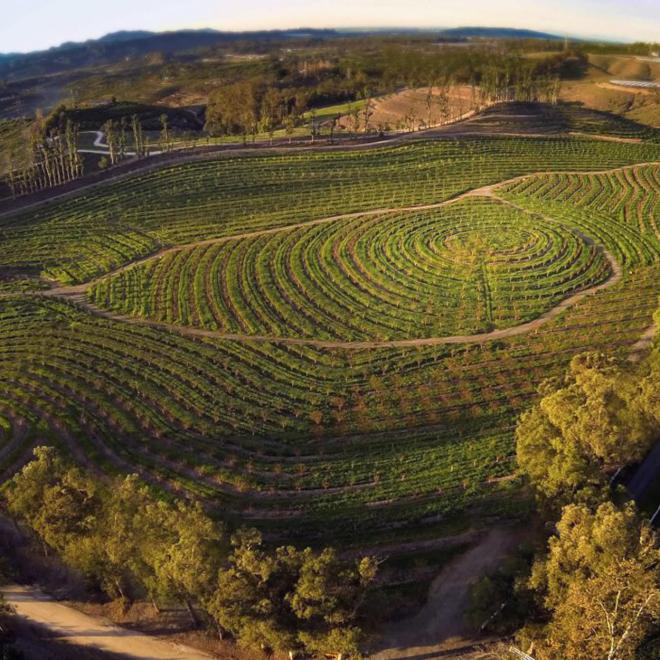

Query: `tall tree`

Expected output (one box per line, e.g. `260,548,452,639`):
206,529,376,658
143,499,223,625
260,88,283,145
526,502,659,660
159,114,171,152
516,351,657,508
4,447,100,559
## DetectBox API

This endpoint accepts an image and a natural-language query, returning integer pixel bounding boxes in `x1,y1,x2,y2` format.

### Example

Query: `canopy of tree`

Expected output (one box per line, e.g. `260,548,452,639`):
526,502,659,660
516,347,659,508
1,447,377,657
207,527,376,658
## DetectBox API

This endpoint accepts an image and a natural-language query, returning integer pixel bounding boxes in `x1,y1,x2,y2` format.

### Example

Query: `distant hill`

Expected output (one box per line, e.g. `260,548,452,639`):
0,28,338,81
436,26,563,40
0,25,565,81
339,26,564,40
94,30,161,44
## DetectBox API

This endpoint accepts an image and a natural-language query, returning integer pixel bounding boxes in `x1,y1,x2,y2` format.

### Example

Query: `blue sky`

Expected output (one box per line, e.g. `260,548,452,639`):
2,0,659,53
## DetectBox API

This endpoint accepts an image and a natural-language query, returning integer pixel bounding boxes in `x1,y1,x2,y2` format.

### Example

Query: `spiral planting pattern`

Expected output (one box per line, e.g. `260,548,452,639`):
90,197,611,340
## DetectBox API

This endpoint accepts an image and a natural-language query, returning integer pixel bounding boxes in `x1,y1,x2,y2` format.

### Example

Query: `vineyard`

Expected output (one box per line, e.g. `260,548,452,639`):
1,136,658,286
88,197,613,340
0,133,658,546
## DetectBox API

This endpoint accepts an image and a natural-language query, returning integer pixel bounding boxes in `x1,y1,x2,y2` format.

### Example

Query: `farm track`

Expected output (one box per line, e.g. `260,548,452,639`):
33,163,649,349
628,321,657,362
370,527,523,659
1,584,212,660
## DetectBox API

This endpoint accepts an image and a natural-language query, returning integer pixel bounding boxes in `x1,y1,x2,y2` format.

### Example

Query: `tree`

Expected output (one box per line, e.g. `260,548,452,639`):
435,81,451,124
143,499,223,625
260,88,283,145
283,112,297,144
348,103,360,137
516,352,657,507
361,94,373,134
541,353,653,465
205,81,260,143
308,110,318,144
206,529,377,658
3,448,223,616
3,447,100,558
74,474,151,601
424,84,435,128
516,404,598,505
526,502,659,660
131,115,146,157
206,529,301,655
118,116,128,160
292,550,377,658
159,114,171,152
102,120,118,165
328,114,339,144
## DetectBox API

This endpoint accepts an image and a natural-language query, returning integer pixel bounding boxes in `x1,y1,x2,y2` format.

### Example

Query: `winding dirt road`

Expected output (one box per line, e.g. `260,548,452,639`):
2,583,212,659
369,528,521,659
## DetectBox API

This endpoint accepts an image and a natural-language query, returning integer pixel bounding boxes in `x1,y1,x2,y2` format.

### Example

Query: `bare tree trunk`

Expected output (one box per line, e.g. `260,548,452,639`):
184,598,199,627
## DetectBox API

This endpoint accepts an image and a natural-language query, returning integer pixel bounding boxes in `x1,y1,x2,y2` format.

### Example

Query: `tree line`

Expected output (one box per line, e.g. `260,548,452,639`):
2,44,576,197
1,447,377,659
2,106,166,197
469,305,660,659
203,48,570,142
3,110,83,197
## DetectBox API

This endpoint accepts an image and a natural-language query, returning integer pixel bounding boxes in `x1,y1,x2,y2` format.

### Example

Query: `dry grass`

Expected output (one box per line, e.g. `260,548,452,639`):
340,85,476,131
589,54,660,81
558,54,660,128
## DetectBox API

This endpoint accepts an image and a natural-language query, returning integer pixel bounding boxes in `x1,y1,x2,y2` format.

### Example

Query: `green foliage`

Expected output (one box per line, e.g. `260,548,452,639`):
2,447,223,609
3,448,376,653
3,447,101,557
206,529,376,656
500,318,660,657
516,351,658,507
523,502,659,660
145,499,223,620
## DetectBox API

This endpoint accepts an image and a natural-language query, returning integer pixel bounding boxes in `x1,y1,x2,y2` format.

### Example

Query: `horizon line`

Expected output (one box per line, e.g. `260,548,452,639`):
1,23,649,57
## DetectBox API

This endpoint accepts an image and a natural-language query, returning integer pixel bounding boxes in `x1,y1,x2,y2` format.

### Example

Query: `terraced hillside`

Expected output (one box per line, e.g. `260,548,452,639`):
89,197,612,340
1,136,659,286
0,134,658,546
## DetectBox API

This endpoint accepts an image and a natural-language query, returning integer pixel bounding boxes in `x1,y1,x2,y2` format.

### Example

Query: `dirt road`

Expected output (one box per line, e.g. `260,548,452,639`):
2,584,213,660
369,528,520,659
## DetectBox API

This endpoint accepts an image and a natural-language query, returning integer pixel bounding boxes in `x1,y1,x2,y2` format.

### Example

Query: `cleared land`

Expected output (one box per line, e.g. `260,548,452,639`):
340,85,476,131
0,122,658,546
559,54,660,128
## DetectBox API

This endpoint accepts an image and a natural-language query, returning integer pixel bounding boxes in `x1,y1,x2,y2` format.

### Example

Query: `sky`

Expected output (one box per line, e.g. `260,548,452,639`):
2,0,659,53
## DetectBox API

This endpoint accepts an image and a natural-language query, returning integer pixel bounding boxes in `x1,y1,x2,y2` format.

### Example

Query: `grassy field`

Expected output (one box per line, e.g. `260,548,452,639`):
0,131,658,546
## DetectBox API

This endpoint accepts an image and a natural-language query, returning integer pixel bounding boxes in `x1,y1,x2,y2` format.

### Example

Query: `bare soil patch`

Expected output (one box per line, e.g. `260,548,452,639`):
349,86,476,131
369,527,522,659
